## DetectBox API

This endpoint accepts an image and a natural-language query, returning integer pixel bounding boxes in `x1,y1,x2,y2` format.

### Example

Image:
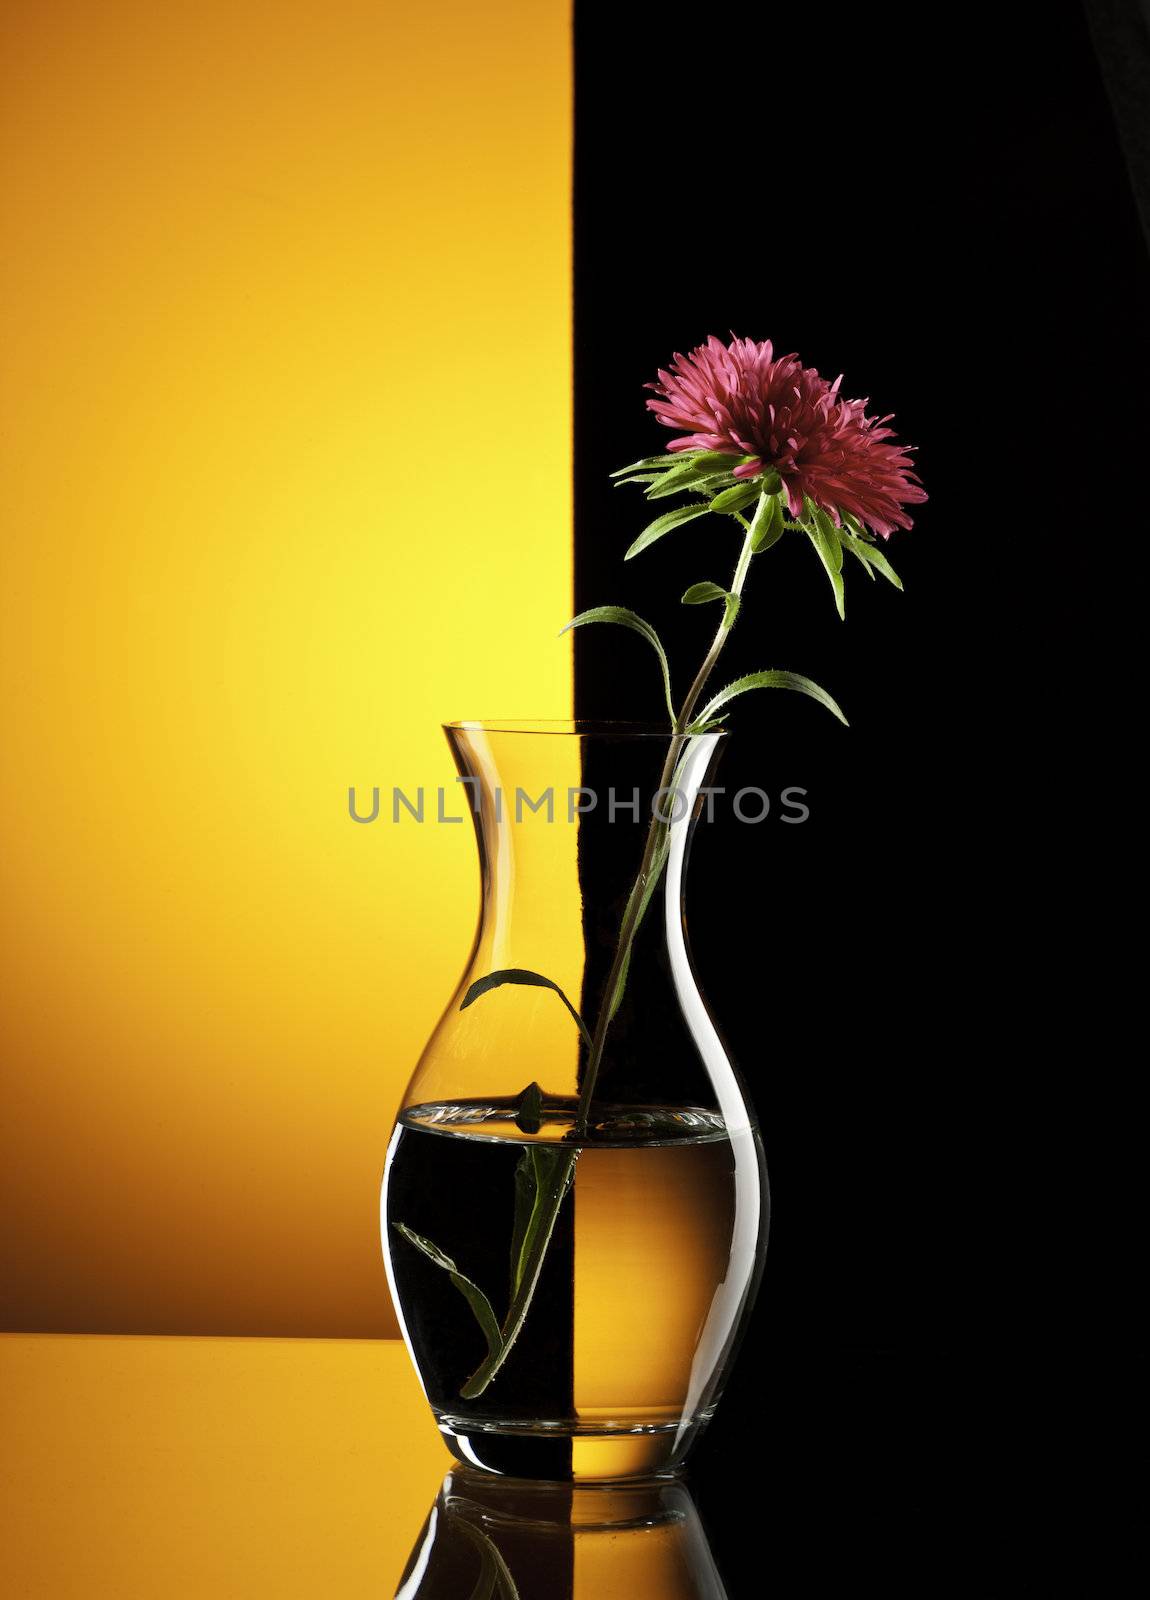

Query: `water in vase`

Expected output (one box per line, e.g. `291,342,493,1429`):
384,1094,765,1480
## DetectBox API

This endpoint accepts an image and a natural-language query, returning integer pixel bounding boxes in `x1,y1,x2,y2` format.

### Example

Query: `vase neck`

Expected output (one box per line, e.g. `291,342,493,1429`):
445,725,723,962
407,725,730,1117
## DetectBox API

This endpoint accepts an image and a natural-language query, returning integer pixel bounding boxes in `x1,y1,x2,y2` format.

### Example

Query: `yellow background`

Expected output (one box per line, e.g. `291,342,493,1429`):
1,1334,722,1595
0,0,572,1335
0,1336,452,1595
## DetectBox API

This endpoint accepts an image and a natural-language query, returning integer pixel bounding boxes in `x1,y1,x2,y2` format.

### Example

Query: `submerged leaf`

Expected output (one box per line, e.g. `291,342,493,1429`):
460,969,593,1050
393,1224,504,1363
509,1155,534,1297
514,1080,544,1135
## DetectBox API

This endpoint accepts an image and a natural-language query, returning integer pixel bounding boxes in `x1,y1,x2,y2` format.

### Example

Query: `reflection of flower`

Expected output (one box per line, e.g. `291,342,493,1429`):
646,334,926,539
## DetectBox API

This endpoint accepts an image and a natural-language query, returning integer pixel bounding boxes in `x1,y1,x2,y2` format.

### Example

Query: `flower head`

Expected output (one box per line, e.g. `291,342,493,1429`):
646,334,925,539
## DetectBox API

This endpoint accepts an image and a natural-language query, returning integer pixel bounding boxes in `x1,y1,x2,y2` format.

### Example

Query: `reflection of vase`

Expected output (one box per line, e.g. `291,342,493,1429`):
382,722,768,1481
395,1470,729,1600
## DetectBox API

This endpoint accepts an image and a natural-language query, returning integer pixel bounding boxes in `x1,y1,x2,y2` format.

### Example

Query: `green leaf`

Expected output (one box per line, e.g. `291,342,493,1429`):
693,669,849,727
749,492,785,554
643,450,752,499
811,506,844,572
609,454,677,478
709,481,761,515
842,535,877,580
640,475,697,499
559,606,674,723
681,450,753,474
392,1224,504,1364
625,501,714,560
723,592,742,627
681,581,727,605
868,546,903,589
510,1144,565,1298
806,514,846,620
842,511,871,540
460,969,594,1050
842,532,903,590
514,1080,544,1135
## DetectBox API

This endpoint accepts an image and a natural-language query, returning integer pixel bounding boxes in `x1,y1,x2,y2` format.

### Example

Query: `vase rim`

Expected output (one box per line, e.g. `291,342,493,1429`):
445,718,729,739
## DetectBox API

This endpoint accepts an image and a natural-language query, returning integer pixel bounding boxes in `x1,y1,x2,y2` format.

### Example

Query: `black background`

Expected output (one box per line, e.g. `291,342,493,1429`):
574,0,1145,1580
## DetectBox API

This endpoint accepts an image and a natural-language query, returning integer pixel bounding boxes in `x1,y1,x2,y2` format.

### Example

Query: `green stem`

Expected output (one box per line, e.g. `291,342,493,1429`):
574,506,759,1134
459,1148,575,1397
459,499,764,1398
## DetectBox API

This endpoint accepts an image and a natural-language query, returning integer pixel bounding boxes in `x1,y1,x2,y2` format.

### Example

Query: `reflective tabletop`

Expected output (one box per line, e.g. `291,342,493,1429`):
1,1334,969,1593
1,1336,451,1596
0,1335,728,1596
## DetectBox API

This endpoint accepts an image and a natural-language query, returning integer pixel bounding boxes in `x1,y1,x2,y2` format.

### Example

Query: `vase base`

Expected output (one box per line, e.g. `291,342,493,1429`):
436,1411,710,1482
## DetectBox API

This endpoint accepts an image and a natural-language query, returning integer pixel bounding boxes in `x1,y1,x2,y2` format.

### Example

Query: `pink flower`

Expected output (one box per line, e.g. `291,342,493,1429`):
646,334,926,539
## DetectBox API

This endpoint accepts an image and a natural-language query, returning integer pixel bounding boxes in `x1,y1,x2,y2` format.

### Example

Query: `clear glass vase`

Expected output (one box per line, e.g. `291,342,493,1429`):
382,721,767,1482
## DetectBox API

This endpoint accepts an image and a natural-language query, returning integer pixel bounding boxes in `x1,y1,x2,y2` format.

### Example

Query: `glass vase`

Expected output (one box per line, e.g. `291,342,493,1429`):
382,721,767,1481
